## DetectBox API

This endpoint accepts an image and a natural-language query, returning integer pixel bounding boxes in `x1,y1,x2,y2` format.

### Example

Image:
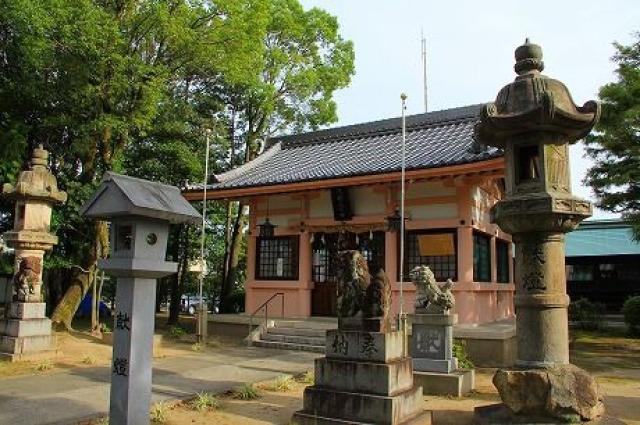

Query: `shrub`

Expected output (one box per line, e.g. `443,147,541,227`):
82,355,96,365
168,325,186,339
453,340,474,369
622,295,640,335
191,343,203,352
150,402,169,424
569,298,605,331
190,392,219,412
232,383,261,400
269,375,294,392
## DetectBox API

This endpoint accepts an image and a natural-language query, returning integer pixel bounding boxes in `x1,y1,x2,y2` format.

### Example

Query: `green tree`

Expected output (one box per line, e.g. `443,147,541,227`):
0,0,267,327
585,33,640,237
217,0,355,311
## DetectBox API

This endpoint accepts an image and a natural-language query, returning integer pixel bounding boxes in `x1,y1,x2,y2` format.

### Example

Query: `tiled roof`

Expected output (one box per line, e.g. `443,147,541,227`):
205,104,501,191
566,219,640,257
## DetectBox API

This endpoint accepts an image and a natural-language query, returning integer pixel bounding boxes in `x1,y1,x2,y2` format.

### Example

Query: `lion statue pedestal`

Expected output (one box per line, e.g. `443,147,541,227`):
409,265,475,397
292,251,431,425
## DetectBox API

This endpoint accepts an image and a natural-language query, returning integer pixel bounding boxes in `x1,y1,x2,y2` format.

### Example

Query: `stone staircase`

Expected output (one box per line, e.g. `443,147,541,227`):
252,319,336,353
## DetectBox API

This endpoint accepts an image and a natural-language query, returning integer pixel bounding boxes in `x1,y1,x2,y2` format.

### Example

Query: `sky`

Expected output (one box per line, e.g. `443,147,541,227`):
299,0,640,219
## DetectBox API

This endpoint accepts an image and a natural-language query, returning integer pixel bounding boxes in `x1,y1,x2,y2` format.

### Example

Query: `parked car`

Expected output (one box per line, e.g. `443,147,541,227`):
180,295,217,315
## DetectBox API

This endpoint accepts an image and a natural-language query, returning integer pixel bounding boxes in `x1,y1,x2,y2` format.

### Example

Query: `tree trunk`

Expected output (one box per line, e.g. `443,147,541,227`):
220,203,247,312
51,220,107,330
168,224,191,325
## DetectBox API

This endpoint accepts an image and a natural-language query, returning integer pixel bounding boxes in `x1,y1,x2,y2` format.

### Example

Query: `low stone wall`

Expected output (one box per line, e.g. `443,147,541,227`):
207,315,517,367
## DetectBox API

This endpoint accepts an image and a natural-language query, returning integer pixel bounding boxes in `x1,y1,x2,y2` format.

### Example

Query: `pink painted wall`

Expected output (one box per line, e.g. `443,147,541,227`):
243,179,516,324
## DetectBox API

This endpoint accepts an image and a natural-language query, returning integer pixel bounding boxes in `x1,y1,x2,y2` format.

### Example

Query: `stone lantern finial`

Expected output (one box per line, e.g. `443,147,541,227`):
514,38,544,74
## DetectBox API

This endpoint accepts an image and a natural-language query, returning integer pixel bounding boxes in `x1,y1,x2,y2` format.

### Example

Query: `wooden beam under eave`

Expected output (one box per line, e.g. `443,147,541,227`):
182,157,505,201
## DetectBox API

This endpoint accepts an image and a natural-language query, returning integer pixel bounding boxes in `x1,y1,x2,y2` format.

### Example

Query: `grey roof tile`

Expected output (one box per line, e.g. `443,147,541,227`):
204,104,501,191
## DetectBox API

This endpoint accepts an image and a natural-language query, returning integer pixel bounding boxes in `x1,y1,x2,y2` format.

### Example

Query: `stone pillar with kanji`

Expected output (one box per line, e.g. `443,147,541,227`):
473,40,606,424
0,145,67,361
81,172,200,425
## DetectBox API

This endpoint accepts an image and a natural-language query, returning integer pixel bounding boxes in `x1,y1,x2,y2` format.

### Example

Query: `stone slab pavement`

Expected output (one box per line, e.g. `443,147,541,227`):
0,346,321,425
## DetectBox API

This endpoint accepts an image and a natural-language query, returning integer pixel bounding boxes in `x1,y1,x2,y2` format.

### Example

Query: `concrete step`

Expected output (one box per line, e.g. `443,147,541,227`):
253,340,325,353
273,320,337,331
267,326,327,338
262,333,325,346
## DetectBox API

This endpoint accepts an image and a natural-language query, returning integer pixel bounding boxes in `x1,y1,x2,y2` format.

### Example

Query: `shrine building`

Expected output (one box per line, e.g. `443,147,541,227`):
184,104,515,324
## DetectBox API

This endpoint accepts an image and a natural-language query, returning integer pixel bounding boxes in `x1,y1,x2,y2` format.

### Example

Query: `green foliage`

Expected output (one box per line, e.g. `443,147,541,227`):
0,0,354,319
190,392,219,412
168,325,186,339
622,295,640,335
232,383,261,400
453,340,474,369
569,298,606,331
585,33,640,237
150,402,169,424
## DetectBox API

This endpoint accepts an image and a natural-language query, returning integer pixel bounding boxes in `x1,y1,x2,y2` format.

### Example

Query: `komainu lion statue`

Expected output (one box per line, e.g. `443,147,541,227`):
410,265,455,313
335,250,391,322
13,257,40,302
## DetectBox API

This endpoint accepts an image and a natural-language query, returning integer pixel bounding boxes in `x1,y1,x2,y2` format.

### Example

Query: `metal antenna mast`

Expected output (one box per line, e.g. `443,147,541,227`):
421,29,428,113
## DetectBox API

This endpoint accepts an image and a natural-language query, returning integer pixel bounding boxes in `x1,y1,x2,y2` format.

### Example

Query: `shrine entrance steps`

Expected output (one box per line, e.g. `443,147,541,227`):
252,319,334,353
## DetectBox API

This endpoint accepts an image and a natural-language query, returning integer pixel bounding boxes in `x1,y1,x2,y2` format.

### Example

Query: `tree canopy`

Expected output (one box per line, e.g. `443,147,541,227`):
0,0,354,325
585,33,640,237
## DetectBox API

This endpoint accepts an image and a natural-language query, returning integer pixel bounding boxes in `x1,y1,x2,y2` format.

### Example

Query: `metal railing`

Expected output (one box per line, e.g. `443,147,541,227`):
247,292,285,344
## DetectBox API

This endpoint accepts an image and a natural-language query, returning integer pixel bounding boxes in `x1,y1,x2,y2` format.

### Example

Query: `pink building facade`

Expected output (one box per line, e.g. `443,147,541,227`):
185,105,515,324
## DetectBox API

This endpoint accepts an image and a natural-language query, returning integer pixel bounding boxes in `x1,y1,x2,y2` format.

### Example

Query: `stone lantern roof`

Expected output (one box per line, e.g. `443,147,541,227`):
1,145,67,204
475,39,600,148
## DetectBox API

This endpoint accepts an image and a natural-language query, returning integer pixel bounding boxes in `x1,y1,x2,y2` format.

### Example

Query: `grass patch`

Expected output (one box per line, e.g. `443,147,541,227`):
297,370,314,384
190,391,219,412
150,401,169,423
82,355,96,365
168,326,186,339
34,360,54,372
232,383,261,400
268,375,294,392
191,342,203,352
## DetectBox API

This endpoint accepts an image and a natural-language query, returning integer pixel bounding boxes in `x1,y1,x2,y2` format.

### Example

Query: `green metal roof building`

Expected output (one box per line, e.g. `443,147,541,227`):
565,219,640,309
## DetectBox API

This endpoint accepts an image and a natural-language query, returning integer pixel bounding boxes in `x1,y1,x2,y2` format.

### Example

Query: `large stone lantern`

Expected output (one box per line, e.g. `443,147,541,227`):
0,145,67,360
474,40,605,423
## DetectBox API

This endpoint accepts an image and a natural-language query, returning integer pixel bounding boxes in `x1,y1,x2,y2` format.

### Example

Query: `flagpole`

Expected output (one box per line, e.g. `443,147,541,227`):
197,131,211,343
399,93,407,355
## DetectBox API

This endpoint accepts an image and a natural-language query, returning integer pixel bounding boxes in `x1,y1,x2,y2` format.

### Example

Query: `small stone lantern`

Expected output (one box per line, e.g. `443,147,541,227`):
0,145,67,360
81,172,199,425
474,40,604,423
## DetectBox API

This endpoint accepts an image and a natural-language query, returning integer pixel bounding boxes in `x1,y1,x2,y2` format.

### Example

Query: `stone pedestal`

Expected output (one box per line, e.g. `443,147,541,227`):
409,313,475,397
292,329,431,425
109,278,157,425
0,302,55,361
411,313,457,373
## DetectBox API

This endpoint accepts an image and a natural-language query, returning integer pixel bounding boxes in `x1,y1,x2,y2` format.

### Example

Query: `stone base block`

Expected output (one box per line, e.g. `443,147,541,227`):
315,357,414,396
413,358,457,373
299,385,424,425
8,302,46,320
0,318,51,337
414,369,475,397
326,330,404,363
292,410,432,425
473,404,624,425
0,334,54,355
